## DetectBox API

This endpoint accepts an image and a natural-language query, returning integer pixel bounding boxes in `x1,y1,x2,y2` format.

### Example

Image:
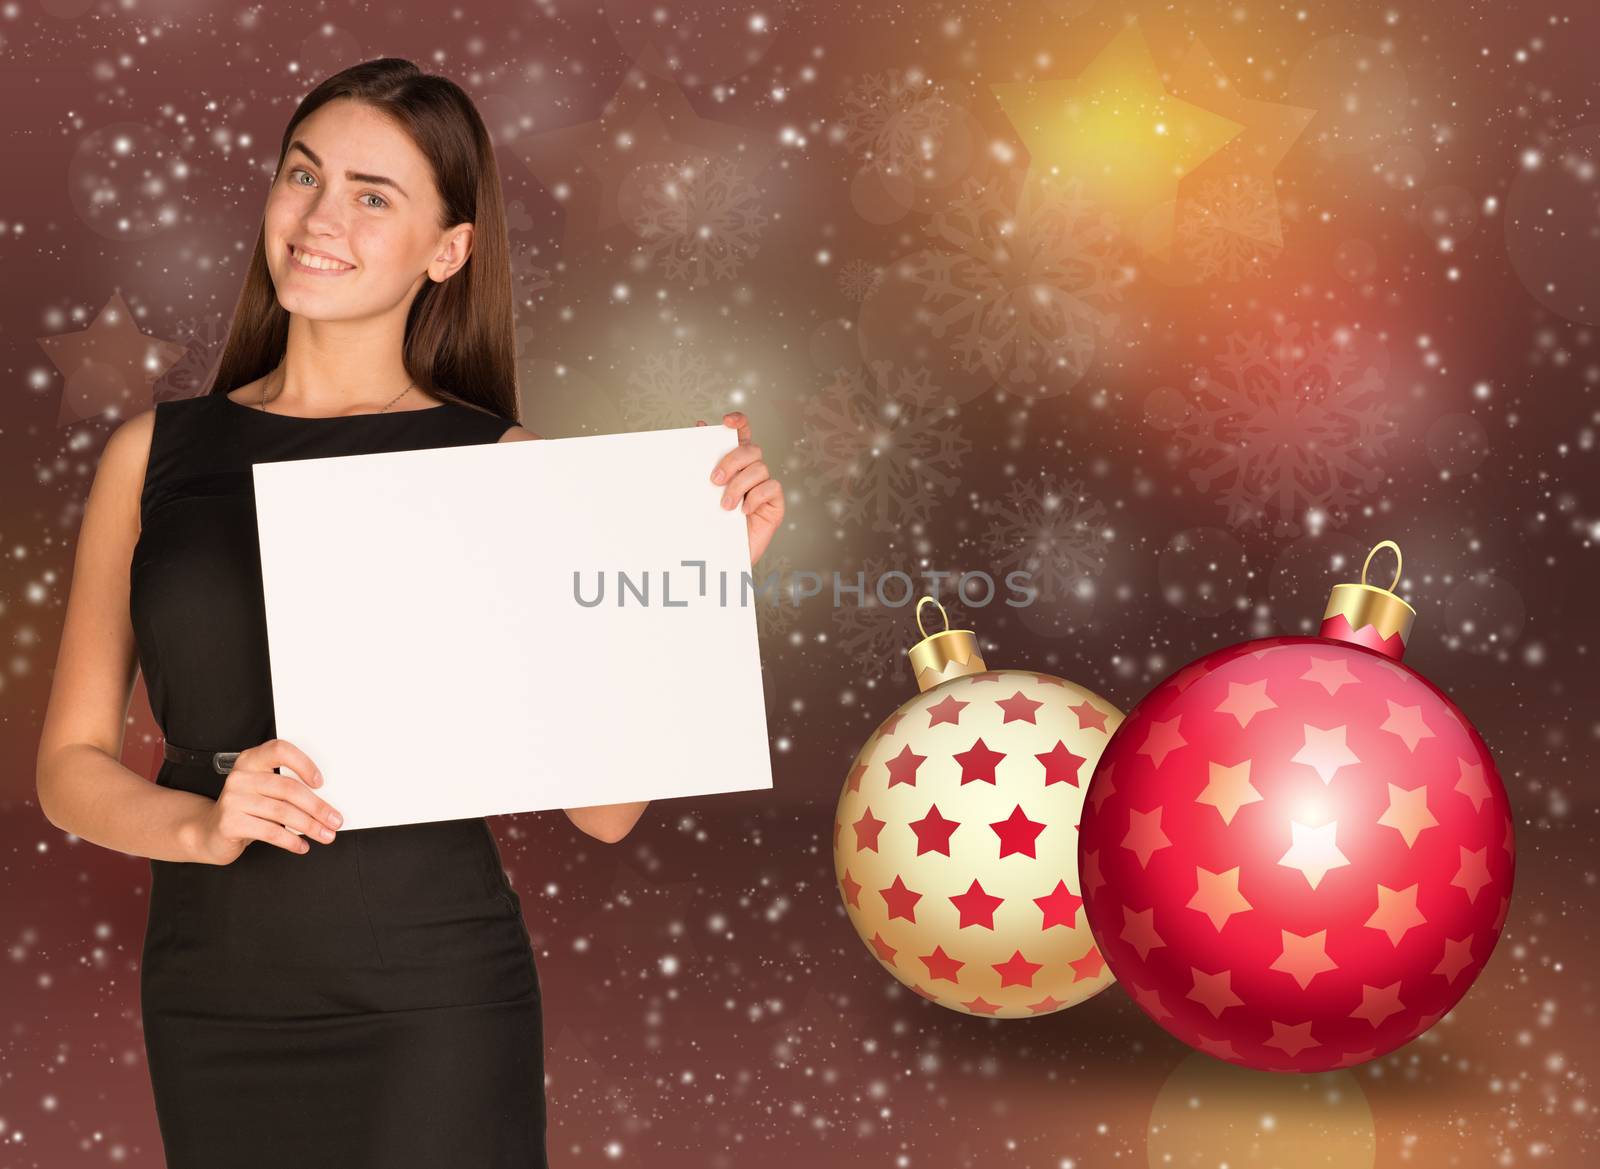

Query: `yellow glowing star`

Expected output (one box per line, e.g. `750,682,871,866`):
990,21,1245,255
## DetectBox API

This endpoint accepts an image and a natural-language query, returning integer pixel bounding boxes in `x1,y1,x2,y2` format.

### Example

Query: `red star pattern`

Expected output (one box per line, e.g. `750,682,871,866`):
845,760,867,793
838,869,862,909
907,804,961,856
993,949,1044,988
884,743,926,788
949,880,1005,929
880,875,923,923
869,932,897,964
953,737,1007,785
1078,636,1515,1071
1068,946,1106,982
990,805,1047,859
1033,880,1083,929
1035,740,1087,787
852,807,886,852
1069,699,1111,732
995,691,1044,724
926,693,968,726
920,945,964,982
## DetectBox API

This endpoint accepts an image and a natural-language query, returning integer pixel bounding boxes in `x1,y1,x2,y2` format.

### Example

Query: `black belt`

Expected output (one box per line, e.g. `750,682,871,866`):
162,738,243,775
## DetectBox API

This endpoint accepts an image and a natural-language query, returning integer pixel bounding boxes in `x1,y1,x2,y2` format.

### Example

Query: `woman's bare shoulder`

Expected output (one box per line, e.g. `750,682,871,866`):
96,408,159,540
498,424,543,442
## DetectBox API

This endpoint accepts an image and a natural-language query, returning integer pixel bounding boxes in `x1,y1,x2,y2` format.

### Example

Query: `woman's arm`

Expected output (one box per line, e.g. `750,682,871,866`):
562,800,649,844
35,410,214,863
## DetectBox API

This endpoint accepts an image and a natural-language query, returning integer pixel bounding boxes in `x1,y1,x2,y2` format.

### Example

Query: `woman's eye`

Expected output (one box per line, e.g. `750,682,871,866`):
288,169,385,208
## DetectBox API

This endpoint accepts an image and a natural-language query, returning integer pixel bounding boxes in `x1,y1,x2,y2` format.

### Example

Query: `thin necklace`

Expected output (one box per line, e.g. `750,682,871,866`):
257,371,416,415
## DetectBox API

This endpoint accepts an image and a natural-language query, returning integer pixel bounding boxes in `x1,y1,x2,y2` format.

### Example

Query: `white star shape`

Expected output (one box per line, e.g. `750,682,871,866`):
1290,724,1361,785
1379,700,1435,753
1278,819,1350,890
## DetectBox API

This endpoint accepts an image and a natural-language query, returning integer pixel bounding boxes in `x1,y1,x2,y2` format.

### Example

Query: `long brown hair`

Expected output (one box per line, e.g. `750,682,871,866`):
206,57,519,422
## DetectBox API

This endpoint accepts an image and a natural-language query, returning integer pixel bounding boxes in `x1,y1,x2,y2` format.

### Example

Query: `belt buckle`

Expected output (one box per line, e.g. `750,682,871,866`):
212,750,241,775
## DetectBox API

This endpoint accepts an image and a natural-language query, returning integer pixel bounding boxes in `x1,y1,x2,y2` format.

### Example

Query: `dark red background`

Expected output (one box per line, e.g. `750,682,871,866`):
2,2,1595,1165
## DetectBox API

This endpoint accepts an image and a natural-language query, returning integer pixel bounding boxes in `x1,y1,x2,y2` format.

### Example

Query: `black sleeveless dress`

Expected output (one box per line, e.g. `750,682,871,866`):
130,391,547,1169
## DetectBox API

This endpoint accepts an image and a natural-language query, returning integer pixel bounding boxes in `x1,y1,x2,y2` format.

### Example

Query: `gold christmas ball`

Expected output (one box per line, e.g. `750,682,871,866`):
832,598,1124,1017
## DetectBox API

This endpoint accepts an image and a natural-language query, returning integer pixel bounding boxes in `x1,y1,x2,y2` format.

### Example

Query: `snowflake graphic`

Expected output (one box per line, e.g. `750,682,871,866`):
153,313,229,401
903,177,1126,393
503,197,537,234
1177,173,1284,281
980,473,1111,605
620,349,735,430
626,154,768,286
1161,320,1397,535
513,318,539,360
796,361,972,533
748,552,805,642
832,556,977,686
838,258,884,303
838,69,952,177
510,235,553,308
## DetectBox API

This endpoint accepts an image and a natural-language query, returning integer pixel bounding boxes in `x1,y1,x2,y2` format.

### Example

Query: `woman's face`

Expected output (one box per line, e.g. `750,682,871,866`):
263,98,471,322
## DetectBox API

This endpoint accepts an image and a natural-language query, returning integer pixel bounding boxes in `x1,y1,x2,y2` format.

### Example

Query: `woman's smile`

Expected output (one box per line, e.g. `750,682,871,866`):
287,241,356,274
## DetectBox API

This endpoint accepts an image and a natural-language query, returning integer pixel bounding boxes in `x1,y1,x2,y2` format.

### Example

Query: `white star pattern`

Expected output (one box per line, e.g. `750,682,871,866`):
1277,819,1351,890
1290,724,1361,785
1379,700,1436,753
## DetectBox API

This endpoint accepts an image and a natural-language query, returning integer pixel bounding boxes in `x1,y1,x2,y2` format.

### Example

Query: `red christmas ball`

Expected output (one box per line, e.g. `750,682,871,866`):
1078,542,1515,1072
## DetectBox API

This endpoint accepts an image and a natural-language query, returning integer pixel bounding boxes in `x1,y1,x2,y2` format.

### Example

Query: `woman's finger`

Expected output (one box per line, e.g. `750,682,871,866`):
250,820,312,855
711,442,762,486
721,412,752,444
261,773,343,831
742,477,783,514
721,460,769,508
216,803,312,855
240,737,324,788
239,793,335,843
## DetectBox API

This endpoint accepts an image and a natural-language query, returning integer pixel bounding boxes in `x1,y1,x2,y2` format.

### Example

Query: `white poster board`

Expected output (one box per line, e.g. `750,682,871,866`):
250,424,774,830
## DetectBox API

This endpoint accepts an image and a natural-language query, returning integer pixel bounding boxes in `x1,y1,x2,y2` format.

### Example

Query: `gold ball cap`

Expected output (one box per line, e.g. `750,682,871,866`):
906,596,987,692
1322,540,1416,647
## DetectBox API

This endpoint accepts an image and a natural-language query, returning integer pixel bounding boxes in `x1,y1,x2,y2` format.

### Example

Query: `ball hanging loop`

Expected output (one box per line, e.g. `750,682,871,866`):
906,595,987,693
1362,538,1404,592
1320,538,1417,660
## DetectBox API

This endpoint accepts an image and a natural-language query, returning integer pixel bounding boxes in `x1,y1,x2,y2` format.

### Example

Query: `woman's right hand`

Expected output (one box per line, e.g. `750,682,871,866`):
187,738,345,865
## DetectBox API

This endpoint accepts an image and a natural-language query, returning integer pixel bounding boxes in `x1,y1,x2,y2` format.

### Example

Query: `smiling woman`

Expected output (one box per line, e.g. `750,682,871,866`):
206,61,524,423
33,57,552,1169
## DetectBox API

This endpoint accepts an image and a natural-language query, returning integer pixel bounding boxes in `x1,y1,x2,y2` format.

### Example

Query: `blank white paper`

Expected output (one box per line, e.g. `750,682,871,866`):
250,424,774,831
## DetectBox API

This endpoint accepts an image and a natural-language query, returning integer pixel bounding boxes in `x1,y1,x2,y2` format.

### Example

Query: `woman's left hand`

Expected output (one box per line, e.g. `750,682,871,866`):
699,411,784,566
